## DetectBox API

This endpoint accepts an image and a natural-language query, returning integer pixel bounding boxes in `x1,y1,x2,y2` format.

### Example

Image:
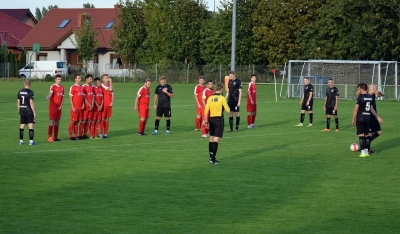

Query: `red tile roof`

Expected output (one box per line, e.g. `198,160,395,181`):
18,8,118,50
0,12,33,47
0,9,37,24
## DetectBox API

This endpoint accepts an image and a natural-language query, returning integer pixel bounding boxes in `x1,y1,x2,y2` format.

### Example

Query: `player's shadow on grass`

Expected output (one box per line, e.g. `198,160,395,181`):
373,136,400,152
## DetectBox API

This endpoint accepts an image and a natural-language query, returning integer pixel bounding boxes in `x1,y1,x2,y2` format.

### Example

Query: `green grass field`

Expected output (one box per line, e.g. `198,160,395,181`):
1,80,400,233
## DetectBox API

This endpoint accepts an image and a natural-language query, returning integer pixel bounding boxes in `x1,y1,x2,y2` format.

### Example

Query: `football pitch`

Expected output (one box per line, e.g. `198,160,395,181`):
1,81,400,233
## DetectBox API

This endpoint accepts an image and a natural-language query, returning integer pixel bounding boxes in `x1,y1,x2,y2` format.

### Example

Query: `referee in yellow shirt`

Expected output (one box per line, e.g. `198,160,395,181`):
204,82,230,164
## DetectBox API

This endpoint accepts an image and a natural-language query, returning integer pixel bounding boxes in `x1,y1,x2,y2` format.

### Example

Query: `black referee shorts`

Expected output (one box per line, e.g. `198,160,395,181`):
209,117,224,138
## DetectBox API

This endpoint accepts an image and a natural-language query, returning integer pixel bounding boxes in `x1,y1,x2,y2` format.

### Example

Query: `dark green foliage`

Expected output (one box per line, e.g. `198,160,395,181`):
34,5,58,20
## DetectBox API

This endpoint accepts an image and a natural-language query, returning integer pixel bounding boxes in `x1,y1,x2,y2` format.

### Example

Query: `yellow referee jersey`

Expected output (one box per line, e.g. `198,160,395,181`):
204,93,230,117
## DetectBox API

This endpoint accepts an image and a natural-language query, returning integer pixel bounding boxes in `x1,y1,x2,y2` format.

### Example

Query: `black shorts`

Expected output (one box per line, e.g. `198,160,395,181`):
370,117,381,133
356,120,371,135
228,99,239,112
20,115,34,124
156,107,171,117
209,117,224,138
325,107,338,116
301,101,313,111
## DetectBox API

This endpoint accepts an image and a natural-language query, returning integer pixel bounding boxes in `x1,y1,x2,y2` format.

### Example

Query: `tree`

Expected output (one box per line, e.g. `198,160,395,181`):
35,5,58,21
83,3,95,8
8,51,18,77
200,9,232,65
252,0,321,66
142,0,207,64
0,41,8,77
72,14,99,74
111,0,146,67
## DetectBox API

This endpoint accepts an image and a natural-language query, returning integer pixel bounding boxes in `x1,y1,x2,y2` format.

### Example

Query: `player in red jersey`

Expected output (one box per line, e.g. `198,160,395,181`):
81,74,94,139
194,76,205,131
45,74,64,142
69,74,84,140
134,79,152,136
91,77,104,139
100,74,113,138
247,74,257,128
201,80,214,137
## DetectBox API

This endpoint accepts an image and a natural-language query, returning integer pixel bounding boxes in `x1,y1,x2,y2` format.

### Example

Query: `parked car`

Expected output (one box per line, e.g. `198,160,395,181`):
19,61,67,79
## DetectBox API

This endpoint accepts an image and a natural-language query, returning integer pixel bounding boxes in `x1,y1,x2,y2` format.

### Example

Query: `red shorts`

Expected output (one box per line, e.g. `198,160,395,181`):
196,106,203,115
247,103,257,112
70,108,83,122
102,106,112,119
83,107,93,120
92,107,102,121
138,105,149,119
49,105,62,120
201,107,210,120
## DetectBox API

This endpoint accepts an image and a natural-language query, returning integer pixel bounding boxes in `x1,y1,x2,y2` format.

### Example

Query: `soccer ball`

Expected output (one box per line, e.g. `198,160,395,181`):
350,143,359,152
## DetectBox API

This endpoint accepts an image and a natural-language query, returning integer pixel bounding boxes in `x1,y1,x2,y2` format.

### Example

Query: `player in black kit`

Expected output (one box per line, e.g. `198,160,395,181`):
225,71,242,131
296,77,314,126
352,83,383,157
152,76,174,135
322,78,339,132
18,79,36,146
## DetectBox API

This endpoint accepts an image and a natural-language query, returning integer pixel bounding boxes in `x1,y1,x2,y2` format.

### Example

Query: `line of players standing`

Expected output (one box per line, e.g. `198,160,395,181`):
295,77,384,157
17,74,114,145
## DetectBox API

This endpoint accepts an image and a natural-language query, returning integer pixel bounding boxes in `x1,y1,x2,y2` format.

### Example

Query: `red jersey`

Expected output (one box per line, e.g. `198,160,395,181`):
101,82,113,107
247,82,257,104
49,84,64,107
82,84,94,107
202,88,214,106
137,86,150,106
92,85,104,106
69,84,84,109
194,84,205,105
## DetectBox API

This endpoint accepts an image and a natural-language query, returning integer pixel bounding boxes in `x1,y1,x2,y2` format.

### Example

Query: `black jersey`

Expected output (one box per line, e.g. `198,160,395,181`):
371,94,378,113
325,86,339,108
356,94,374,122
155,84,173,107
18,88,34,115
228,78,242,101
303,83,314,102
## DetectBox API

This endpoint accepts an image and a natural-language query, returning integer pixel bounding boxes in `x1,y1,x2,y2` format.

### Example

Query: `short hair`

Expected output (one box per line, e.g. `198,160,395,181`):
144,78,151,83
159,76,166,81
303,76,309,80
74,74,80,79
229,71,235,75
251,74,257,78
85,74,93,79
55,74,62,78
101,74,108,78
94,77,100,82
24,79,31,86
358,83,368,91
199,76,205,80
328,78,333,81
207,79,213,84
216,82,223,91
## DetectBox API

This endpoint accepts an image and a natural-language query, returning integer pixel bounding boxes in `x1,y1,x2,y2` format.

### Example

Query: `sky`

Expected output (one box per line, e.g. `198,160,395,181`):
2,0,222,16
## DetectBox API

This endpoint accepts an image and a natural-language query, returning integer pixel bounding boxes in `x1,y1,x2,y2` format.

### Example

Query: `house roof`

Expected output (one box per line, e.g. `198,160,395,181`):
18,8,119,50
0,9,38,24
0,12,33,47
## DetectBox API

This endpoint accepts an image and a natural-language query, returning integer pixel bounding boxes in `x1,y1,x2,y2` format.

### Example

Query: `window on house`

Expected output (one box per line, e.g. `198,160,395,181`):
105,21,115,29
36,53,47,61
58,19,71,28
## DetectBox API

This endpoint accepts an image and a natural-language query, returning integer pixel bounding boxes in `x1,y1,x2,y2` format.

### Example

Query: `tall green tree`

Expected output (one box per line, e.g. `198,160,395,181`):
0,42,8,77
200,10,232,65
35,5,58,21
83,3,95,8
142,0,207,64
8,51,18,77
111,0,147,66
252,0,321,66
72,14,99,73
